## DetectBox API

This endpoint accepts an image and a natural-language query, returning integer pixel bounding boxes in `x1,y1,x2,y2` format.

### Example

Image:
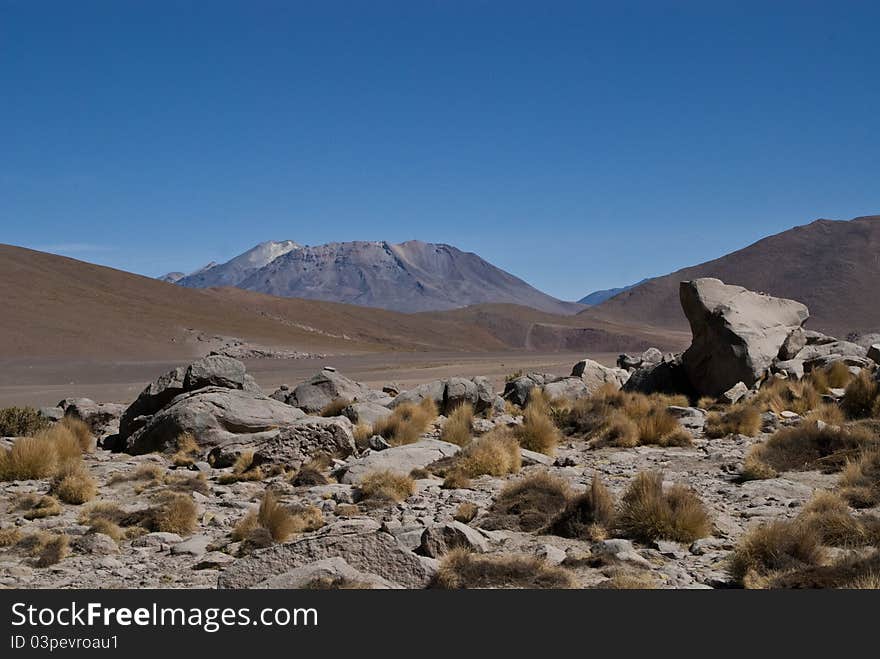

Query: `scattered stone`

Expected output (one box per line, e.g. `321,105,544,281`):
417,521,488,557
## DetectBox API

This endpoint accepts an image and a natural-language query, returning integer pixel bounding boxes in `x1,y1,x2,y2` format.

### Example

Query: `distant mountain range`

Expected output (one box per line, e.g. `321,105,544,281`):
168,240,583,315
579,215,880,335
578,279,648,305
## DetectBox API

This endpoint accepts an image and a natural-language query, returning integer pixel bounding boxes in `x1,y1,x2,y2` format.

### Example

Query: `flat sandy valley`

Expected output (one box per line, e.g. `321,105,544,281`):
0,350,615,408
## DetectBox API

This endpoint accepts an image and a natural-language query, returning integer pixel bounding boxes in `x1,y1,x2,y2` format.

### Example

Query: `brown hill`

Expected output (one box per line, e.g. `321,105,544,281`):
580,215,880,336
0,244,668,360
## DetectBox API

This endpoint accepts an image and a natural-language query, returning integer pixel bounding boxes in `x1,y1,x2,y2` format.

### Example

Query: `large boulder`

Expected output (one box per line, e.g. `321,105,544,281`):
252,557,400,589
680,279,809,397
392,377,495,414
868,344,880,365
570,359,630,392
207,417,355,469
542,377,589,401
342,401,392,427
119,355,261,439
502,373,554,407
122,387,307,454
623,353,694,396
796,340,867,362
338,439,460,485
417,521,489,558
218,519,436,589
273,368,387,413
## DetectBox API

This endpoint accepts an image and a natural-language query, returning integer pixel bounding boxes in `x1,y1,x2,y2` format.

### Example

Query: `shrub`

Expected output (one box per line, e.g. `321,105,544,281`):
87,518,124,543
433,549,575,589
442,471,471,489
257,490,297,542
739,452,778,481
373,399,437,446
148,492,198,535
548,473,615,540
453,502,478,523
107,462,165,485
705,405,761,438
597,571,659,589
319,398,351,417
839,448,880,508
51,461,97,504
748,420,878,473
171,432,200,467
232,491,322,545
440,403,474,446
798,490,878,547
591,411,638,448
635,408,692,447
754,378,821,416
618,471,711,543
729,520,824,586
290,463,329,486
35,534,69,568
352,423,373,447
842,370,879,419
34,424,83,465
0,406,49,437
515,398,560,455
0,526,22,546
0,436,57,481
481,472,570,532
804,403,846,425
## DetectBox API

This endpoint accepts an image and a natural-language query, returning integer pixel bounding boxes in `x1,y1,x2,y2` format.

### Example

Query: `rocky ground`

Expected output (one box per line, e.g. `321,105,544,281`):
1,278,879,589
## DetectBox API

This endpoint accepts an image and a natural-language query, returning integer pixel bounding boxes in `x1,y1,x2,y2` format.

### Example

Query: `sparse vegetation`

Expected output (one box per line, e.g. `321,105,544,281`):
0,406,49,437
730,519,824,587
440,403,473,446
453,502,478,523
291,462,330,486
356,470,416,503
515,396,560,455
798,490,880,547
842,370,879,419
147,492,198,535
218,451,264,484
171,432,200,467
433,548,575,589
753,378,821,416
319,398,351,417
548,473,615,541
51,461,97,504
232,490,323,545
618,471,711,543
0,525,23,546
59,416,93,452
17,494,62,519
438,428,522,487
372,399,437,446
745,420,878,474
352,422,373,447
34,534,69,567
0,436,57,481
705,404,761,438
839,448,880,507
482,472,570,532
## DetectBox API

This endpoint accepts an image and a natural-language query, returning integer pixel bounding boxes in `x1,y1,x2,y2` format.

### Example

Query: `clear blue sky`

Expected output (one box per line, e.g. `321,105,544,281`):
2,1,878,301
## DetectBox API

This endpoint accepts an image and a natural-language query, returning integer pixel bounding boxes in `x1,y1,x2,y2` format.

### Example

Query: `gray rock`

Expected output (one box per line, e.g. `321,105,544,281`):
778,327,806,360
171,535,211,556
666,406,705,430
680,278,809,397
123,387,308,455
252,557,400,589
571,359,630,392
218,519,434,589
193,552,236,570
804,354,872,372
520,448,554,466
208,416,355,469
277,368,385,413
417,521,488,557
804,330,837,345
133,532,182,547
74,533,119,555
392,377,495,414
58,398,126,437
623,353,693,396
339,439,460,485
542,377,589,401
720,382,748,405
342,402,392,427
773,358,805,379
367,435,391,451
797,340,867,361
868,344,880,365
39,406,64,423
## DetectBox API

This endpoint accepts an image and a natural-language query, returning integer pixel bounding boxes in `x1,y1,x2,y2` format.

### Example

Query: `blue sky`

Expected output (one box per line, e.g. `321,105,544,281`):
2,1,878,301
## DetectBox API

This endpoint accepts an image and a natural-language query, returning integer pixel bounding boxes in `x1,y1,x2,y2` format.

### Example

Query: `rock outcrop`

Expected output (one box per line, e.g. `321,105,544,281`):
392,377,494,415
271,368,389,413
679,278,809,397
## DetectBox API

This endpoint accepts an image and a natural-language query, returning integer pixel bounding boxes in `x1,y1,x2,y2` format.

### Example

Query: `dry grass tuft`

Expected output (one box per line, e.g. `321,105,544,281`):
804,403,846,425
352,423,373,447
0,526,23,546
798,490,879,547
842,370,879,419
618,471,711,543
440,403,474,446
592,411,639,448
60,416,93,452
51,461,97,504
301,576,373,590
35,424,83,465
171,432,200,467
0,406,49,437
754,378,821,416
232,490,322,545
356,470,416,503
319,398,351,417
747,420,878,474
705,404,762,438
515,398,560,455
548,473,615,540
442,471,472,490
0,436,58,481
373,399,437,446
34,534,69,567
290,463,330,486
729,520,824,586
148,492,198,535
443,428,522,485
257,490,297,542
596,570,659,589
334,503,360,517
738,452,779,481
839,448,880,508
453,502,478,523
108,462,165,485
433,548,575,589
87,518,125,543
18,494,62,519
218,451,264,484
482,472,570,532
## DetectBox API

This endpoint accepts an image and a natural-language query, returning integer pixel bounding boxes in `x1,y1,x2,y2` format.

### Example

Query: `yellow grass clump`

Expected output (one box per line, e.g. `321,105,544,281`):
618,471,711,543
356,470,416,503
372,399,438,446
515,397,560,455
434,549,575,589
705,404,761,438
440,403,474,446
51,461,97,504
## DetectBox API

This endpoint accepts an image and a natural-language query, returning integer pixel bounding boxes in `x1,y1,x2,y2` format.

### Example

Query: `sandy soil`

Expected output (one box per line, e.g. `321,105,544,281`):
0,351,618,408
